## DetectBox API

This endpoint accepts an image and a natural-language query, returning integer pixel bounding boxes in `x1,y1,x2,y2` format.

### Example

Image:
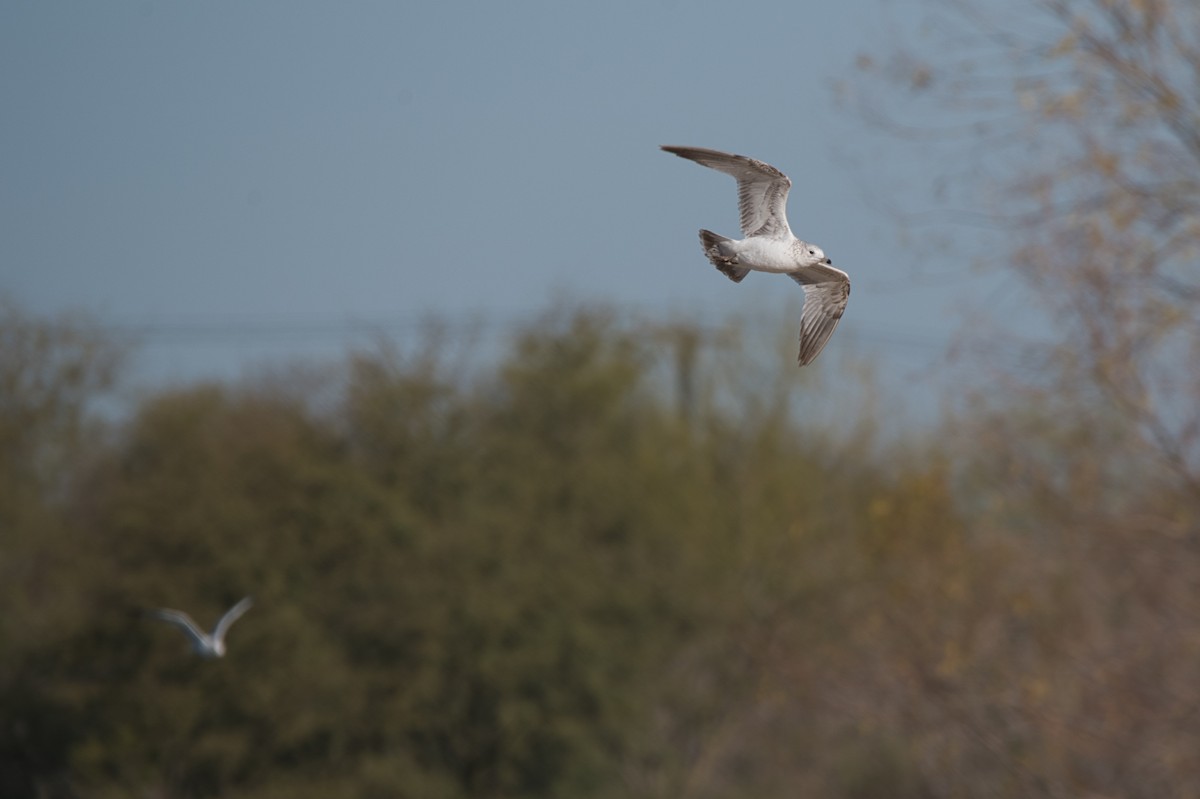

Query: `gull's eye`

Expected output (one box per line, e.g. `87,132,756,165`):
807,248,815,256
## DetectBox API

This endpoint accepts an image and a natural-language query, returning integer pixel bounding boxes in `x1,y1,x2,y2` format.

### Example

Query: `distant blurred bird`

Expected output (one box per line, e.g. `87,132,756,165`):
148,596,253,658
661,145,851,366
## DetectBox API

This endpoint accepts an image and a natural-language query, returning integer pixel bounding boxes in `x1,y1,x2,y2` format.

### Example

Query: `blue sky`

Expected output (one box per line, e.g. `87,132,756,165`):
1,1,1018,408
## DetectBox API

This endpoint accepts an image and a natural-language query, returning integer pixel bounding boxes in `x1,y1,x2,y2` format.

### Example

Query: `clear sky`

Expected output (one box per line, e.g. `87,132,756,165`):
0,1,1018,408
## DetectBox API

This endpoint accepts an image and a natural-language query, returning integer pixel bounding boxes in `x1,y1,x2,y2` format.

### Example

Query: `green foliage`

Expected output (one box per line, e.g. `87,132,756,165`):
0,300,923,798
6,295,1199,797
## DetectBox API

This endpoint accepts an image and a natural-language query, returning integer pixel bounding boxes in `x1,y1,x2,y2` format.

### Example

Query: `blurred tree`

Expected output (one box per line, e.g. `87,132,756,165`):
3,296,1055,798
6,302,901,798
0,301,122,799
851,0,1200,488
0,299,122,507
842,0,1200,795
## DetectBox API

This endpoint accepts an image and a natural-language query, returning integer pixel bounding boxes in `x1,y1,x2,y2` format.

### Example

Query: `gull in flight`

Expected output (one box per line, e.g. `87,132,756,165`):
661,145,851,366
148,596,253,659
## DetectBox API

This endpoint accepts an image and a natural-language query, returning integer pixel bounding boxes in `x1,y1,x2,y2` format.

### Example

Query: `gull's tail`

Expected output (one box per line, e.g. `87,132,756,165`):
698,230,749,283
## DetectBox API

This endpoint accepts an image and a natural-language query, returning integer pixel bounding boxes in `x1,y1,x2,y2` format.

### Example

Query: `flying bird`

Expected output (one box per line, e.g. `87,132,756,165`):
148,596,253,659
661,145,851,366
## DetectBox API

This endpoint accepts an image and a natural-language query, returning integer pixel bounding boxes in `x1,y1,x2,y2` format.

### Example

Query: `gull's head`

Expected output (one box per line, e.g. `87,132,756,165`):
800,243,829,267
192,637,224,658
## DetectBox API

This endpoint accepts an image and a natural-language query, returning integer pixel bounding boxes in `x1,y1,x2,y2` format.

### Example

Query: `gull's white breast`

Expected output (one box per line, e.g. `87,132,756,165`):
728,237,800,273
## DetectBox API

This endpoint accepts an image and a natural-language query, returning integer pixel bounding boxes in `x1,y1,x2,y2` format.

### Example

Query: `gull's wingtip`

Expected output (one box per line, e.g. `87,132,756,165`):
227,595,255,615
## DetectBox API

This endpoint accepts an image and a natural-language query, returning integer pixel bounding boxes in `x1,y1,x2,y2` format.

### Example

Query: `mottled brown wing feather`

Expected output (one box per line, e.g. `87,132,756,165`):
789,267,851,366
661,146,794,239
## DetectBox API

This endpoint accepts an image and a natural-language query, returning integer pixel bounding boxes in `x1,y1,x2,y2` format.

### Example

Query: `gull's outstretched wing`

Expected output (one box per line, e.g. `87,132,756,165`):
213,596,254,644
148,608,210,648
789,264,851,366
661,145,794,239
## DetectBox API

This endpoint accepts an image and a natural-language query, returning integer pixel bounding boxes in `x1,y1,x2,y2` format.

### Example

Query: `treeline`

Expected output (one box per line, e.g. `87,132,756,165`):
2,300,1198,798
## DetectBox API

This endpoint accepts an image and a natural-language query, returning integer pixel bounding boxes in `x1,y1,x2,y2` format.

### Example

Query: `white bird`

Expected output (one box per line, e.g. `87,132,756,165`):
661,145,851,366
148,596,253,659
